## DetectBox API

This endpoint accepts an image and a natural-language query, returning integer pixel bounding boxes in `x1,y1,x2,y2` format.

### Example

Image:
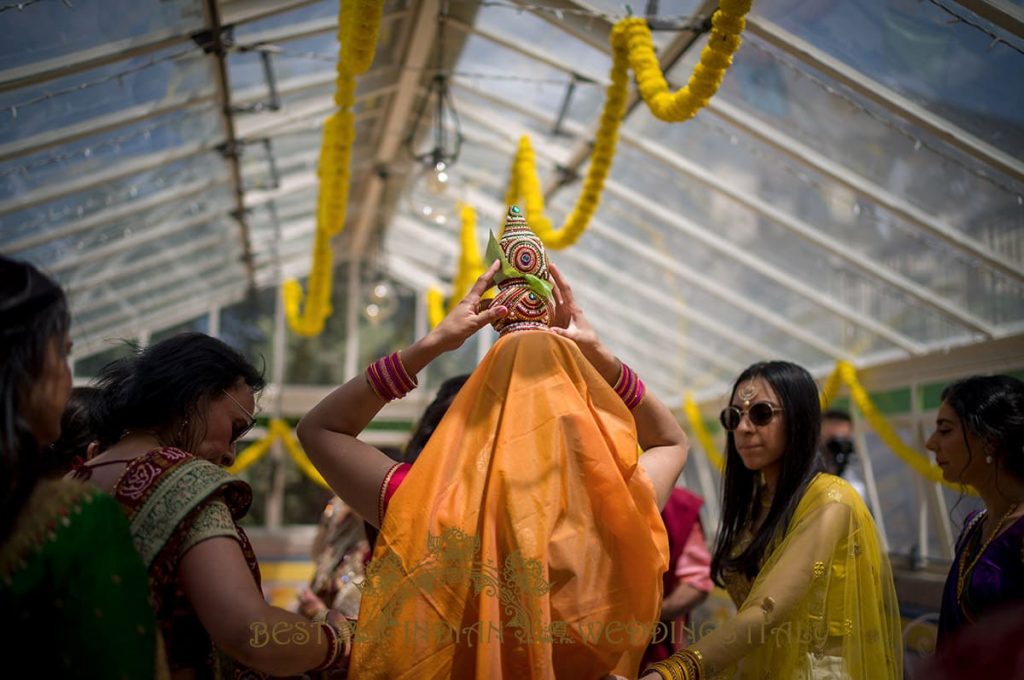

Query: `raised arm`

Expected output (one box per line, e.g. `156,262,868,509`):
548,262,688,510
296,261,507,526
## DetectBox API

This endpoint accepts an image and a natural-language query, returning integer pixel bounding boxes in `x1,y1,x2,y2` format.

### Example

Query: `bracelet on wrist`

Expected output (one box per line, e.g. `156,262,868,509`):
365,351,418,401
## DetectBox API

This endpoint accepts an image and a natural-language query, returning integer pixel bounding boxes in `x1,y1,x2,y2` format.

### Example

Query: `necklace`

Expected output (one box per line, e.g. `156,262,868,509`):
956,501,1021,605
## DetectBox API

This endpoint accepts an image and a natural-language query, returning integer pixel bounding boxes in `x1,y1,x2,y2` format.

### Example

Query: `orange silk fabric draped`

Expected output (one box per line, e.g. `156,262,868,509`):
350,331,669,679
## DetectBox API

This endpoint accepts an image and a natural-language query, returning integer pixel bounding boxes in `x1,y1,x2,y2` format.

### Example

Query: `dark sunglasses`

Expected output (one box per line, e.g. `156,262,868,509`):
230,418,257,444
719,402,784,431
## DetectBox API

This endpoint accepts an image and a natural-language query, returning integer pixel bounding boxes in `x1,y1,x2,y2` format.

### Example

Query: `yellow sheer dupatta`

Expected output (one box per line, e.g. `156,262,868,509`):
695,474,902,680
350,331,669,680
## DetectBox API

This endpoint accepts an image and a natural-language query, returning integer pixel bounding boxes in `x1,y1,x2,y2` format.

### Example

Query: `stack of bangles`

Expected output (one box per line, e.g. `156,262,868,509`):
644,648,704,680
365,351,418,401
311,609,355,672
613,362,646,410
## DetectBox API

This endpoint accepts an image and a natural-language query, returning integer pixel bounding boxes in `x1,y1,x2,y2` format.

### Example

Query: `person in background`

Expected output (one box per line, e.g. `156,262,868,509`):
926,375,1024,648
820,409,867,500
0,255,164,679
43,385,102,477
640,486,712,668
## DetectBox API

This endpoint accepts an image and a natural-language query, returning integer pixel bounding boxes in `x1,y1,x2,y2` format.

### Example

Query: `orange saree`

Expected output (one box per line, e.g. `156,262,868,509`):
351,330,669,679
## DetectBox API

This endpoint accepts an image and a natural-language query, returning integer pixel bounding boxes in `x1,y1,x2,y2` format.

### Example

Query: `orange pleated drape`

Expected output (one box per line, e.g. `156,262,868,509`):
350,330,669,680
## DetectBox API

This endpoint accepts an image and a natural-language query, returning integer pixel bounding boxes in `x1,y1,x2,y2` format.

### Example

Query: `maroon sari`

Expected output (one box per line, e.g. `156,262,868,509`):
74,447,262,678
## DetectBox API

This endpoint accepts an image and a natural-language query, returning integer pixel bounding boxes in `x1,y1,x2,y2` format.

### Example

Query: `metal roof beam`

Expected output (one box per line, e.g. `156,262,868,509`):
202,0,255,288
348,0,441,261
950,0,1024,40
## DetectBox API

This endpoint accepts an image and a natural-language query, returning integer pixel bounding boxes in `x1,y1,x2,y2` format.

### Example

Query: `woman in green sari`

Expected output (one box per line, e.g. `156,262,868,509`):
0,255,163,679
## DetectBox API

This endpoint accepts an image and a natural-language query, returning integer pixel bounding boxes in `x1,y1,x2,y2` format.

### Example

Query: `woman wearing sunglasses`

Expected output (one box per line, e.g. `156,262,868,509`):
71,333,352,678
641,361,902,680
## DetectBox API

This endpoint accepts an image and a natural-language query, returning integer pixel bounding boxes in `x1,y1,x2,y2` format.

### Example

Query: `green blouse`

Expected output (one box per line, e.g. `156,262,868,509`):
0,478,163,679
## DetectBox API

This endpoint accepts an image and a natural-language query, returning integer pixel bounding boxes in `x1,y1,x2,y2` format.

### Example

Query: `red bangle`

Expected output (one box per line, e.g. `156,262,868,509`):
365,351,418,401
613,363,646,410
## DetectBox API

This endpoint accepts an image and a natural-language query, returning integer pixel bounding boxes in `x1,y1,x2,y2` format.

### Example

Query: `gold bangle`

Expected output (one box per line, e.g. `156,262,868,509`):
644,659,683,680
673,648,705,679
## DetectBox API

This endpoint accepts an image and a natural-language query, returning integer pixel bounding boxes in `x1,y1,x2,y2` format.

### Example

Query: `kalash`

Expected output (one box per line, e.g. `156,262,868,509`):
487,205,556,336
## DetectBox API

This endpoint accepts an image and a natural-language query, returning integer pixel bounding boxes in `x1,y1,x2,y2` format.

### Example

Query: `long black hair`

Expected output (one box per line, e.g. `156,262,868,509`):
92,332,265,451
941,375,1024,481
0,256,70,543
710,361,825,585
45,386,102,477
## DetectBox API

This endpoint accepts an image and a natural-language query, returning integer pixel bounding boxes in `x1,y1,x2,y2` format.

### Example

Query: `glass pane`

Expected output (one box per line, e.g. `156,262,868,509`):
0,0,204,69
1,152,230,247
0,103,223,202
0,45,212,144
18,183,234,272
754,0,1024,157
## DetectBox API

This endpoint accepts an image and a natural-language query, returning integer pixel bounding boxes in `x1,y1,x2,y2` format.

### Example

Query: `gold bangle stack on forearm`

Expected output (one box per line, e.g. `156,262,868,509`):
644,648,704,680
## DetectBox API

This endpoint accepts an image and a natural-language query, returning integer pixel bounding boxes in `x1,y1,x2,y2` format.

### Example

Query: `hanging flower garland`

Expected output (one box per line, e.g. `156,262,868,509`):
503,2,751,248
625,0,752,122
820,361,976,495
283,0,384,337
683,391,726,472
229,418,331,490
427,203,487,327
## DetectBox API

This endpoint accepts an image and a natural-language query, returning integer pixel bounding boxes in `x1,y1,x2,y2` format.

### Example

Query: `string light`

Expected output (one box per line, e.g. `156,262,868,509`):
924,0,1024,57
0,0,46,13
3,48,196,119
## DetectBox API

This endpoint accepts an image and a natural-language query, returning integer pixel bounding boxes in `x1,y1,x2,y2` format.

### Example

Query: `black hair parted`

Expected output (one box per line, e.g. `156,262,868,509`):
0,255,70,542
711,361,825,586
92,332,265,451
941,375,1024,480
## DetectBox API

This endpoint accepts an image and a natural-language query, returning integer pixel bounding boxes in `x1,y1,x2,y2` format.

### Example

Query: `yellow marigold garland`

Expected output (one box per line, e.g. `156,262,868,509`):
229,418,330,490
683,391,725,472
283,0,384,337
427,204,489,328
821,361,975,495
503,3,751,248
625,0,752,122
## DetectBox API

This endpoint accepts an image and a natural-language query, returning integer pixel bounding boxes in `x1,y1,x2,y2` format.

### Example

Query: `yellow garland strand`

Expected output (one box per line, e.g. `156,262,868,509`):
503,4,751,249
427,204,488,328
626,0,752,122
228,418,331,490
683,391,725,472
821,361,975,495
283,0,384,337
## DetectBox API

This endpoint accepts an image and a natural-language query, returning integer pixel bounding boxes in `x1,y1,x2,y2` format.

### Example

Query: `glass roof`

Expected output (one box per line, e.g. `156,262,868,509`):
1,0,1021,403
